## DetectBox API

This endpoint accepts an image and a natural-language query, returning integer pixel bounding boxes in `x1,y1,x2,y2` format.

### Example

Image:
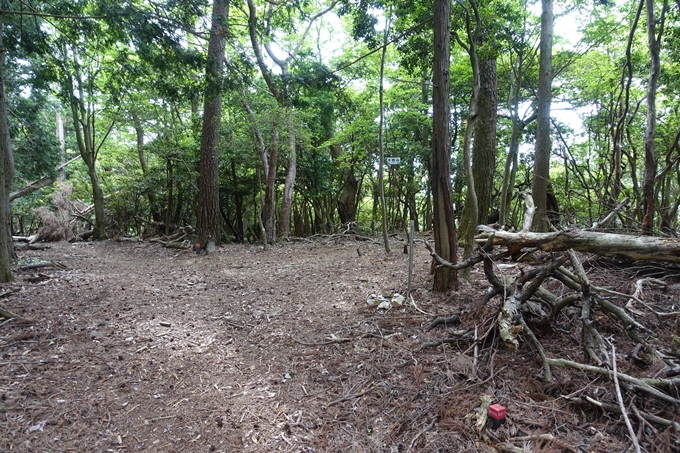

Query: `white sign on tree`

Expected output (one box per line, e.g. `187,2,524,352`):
386,157,401,165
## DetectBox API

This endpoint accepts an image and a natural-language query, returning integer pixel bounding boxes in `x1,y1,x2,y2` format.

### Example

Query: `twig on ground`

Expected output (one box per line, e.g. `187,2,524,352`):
291,334,355,346
410,294,435,316
610,342,641,453
408,415,439,452
325,385,376,407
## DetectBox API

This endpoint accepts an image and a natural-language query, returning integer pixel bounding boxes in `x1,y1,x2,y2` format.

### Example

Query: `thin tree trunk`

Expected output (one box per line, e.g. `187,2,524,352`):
197,0,230,251
610,0,643,205
378,11,392,254
279,107,296,239
56,110,66,182
456,0,481,263
531,0,553,232
499,67,522,226
0,15,14,282
264,121,278,243
641,0,667,235
132,111,161,222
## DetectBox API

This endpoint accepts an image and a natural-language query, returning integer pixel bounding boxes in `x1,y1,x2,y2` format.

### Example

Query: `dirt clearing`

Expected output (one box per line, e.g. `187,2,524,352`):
0,238,677,452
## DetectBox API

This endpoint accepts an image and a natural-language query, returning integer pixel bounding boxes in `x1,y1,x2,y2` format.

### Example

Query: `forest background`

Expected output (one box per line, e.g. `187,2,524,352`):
1,0,677,283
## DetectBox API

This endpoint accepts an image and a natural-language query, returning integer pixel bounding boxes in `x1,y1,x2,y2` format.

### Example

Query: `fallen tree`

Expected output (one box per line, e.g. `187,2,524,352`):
476,226,680,263
10,156,79,202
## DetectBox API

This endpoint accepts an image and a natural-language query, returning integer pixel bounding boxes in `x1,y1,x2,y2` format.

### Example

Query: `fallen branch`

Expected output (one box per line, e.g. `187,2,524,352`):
415,330,473,352
566,395,680,431
425,315,460,330
547,358,680,406
0,304,24,320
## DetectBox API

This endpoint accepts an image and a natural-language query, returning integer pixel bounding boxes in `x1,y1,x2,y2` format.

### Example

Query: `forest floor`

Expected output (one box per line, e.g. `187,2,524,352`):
0,235,678,452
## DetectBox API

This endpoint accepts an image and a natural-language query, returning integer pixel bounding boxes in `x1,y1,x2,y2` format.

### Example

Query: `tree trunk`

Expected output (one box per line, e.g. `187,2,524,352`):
331,144,359,224
531,0,553,232
64,49,110,241
197,0,229,252
431,0,457,290
165,157,173,235
472,58,497,226
132,111,161,222
264,121,278,243
231,160,244,241
279,108,296,240
378,12,392,254
56,109,66,182
641,0,666,235
455,0,481,264
0,16,14,282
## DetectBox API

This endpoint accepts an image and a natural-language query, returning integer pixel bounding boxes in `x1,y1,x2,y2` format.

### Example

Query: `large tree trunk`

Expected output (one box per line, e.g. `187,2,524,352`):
0,16,14,282
531,0,553,232
197,0,229,252
471,57,497,228
431,0,457,290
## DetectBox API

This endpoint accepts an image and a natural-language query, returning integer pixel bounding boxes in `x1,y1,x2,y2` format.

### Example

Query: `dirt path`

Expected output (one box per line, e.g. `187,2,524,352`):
0,238,673,452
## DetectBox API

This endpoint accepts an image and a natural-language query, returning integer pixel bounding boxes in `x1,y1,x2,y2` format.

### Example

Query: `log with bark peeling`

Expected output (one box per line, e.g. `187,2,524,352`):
477,226,680,263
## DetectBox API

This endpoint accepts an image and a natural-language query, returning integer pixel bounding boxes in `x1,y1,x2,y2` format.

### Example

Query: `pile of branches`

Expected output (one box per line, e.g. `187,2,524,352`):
426,231,680,444
31,186,75,242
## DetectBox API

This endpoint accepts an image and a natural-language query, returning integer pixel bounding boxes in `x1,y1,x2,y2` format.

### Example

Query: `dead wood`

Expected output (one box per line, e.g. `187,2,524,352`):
566,395,680,431
425,315,460,330
14,242,47,251
10,157,79,201
587,197,629,230
0,304,23,320
547,358,680,405
19,261,66,271
477,227,680,263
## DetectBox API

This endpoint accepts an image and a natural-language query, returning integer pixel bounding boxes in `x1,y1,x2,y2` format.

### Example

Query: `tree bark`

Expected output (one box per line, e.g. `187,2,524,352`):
431,0,458,290
0,15,14,282
531,0,553,232
197,0,229,252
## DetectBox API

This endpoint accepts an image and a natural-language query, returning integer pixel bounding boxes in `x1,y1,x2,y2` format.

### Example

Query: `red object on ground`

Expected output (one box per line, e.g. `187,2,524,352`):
488,404,506,420
488,404,506,429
